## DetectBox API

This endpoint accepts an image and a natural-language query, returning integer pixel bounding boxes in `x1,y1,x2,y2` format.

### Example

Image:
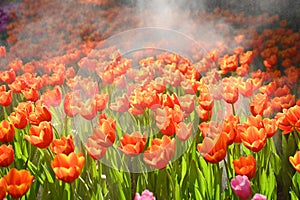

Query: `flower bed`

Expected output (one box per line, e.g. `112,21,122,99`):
0,0,300,199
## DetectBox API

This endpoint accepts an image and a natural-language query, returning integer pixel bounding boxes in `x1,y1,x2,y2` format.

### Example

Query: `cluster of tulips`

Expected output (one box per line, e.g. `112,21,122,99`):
0,0,300,199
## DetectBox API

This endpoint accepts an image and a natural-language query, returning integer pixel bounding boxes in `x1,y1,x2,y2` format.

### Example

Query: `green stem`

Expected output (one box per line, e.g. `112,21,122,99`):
293,130,300,150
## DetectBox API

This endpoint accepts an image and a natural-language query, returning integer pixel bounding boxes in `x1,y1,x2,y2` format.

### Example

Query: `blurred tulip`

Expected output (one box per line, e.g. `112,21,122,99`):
143,136,176,169
0,119,15,143
0,144,14,167
4,168,34,198
0,178,7,199
223,85,239,104
0,86,12,107
176,122,193,141
51,152,85,183
233,155,256,179
85,137,107,160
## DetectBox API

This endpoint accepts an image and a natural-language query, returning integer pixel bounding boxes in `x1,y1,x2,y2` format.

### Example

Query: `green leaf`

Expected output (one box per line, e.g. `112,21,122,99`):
290,190,299,200
260,169,267,194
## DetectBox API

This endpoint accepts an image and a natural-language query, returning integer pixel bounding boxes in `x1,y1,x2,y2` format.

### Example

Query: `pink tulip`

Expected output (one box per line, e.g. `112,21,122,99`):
252,193,267,200
230,175,252,200
134,189,156,200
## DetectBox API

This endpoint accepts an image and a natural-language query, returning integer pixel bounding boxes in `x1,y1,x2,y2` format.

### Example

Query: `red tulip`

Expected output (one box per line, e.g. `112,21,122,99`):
240,126,267,152
119,132,146,156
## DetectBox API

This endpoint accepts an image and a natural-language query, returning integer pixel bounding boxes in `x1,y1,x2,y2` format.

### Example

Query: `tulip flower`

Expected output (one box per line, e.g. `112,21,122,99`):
4,168,34,198
25,121,53,149
233,155,256,179
9,111,28,129
85,138,107,160
231,175,252,200
289,151,300,173
176,122,193,141
50,135,75,155
143,135,176,169
28,104,52,125
0,178,7,199
134,189,156,200
223,85,239,104
0,86,12,107
252,193,267,200
0,119,15,143
119,132,146,156
197,135,227,164
240,126,267,152
0,144,14,167
51,152,85,183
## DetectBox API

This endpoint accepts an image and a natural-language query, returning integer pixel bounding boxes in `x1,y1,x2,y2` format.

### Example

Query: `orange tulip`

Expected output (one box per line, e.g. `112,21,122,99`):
285,105,300,130
40,86,62,107
249,93,268,116
50,135,75,155
143,135,176,169
4,168,34,198
9,111,28,129
240,126,267,152
0,69,15,84
51,152,85,183
0,119,15,143
222,85,239,104
94,93,109,112
198,91,214,111
85,137,107,160
63,91,82,117
289,151,300,173
28,104,52,125
25,121,53,148
22,87,39,102
262,118,278,138
119,132,146,156
233,155,256,179
0,178,7,199
0,86,12,107
0,144,14,167
197,135,227,164
110,93,130,112
79,98,97,120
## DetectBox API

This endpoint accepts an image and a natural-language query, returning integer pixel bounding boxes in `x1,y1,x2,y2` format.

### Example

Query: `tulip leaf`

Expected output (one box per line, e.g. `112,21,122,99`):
260,169,267,194
291,173,300,197
290,190,299,200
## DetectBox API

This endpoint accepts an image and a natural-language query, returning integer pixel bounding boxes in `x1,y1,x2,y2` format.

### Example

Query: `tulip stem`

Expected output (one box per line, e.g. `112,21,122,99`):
293,130,300,149
231,103,236,116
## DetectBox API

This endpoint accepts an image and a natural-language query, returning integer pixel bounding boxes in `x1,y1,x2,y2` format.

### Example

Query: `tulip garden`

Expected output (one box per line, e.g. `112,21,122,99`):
0,0,300,199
